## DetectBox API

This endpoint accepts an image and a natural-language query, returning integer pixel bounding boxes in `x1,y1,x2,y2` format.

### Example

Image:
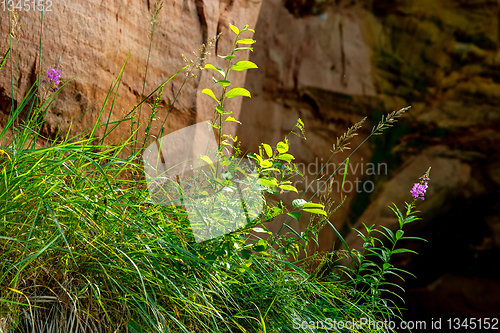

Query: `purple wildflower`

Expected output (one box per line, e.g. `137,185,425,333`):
411,182,428,200
47,67,61,85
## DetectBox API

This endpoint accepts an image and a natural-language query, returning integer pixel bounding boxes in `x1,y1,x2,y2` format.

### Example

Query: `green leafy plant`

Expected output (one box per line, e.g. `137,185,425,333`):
323,168,431,323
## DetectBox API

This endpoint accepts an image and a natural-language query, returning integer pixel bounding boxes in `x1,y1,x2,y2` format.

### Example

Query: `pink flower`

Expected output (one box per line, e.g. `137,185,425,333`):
47,66,61,85
410,182,428,200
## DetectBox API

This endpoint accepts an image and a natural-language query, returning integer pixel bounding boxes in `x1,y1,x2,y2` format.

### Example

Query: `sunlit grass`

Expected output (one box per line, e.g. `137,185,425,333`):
0,127,380,332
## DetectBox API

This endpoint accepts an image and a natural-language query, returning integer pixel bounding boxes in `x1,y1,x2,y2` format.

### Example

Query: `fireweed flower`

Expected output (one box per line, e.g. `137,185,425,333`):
411,167,431,201
411,182,428,200
47,66,61,85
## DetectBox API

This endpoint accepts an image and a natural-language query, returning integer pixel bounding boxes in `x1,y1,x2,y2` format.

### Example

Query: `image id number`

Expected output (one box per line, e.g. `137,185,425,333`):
447,318,499,330
2,0,53,11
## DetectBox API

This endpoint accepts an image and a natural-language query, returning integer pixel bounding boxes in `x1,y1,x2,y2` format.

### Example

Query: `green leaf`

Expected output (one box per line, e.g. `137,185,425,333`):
341,158,349,201
395,229,404,241
400,236,428,242
303,202,323,208
234,47,253,52
231,61,258,71
277,141,288,153
265,206,284,221
253,239,268,252
327,221,352,255
381,226,395,242
392,248,417,254
303,208,327,216
236,39,256,44
223,116,241,124
201,88,219,103
403,215,420,224
218,54,236,60
379,289,406,303
240,249,251,259
229,23,240,35
216,80,231,87
257,178,277,187
128,321,145,333
364,223,376,233
279,184,298,192
288,212,301,221
380,250,390,262
262,143,273,158
390,266,417,278
204,64,225,77
389,203,405,229
215,106,228,114
253,153,263,162
225,88,251,98
260,160,273,168
0,48,10,71
361,262,379,268
292,199,307,208
252,227,269,234
385,270,405,281
200,155,214,167
277,153,294,162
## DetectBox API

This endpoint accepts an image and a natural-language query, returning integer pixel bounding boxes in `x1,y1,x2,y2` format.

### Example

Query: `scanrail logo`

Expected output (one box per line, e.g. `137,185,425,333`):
142,121,263,242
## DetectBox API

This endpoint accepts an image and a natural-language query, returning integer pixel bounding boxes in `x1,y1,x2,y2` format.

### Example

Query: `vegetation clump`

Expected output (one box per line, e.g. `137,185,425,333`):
0,17,429,333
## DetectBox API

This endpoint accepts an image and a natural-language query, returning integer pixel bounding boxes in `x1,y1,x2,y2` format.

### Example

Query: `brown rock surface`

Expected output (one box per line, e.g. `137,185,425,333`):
237,0,378,250
0,0,262,146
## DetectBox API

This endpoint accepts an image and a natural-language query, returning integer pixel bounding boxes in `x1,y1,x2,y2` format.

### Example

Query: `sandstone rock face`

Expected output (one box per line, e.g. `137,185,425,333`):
237,0,378,250
0,0,262,146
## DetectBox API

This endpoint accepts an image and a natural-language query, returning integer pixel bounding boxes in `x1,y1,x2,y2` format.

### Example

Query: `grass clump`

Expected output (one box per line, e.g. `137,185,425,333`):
0,17,429,333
